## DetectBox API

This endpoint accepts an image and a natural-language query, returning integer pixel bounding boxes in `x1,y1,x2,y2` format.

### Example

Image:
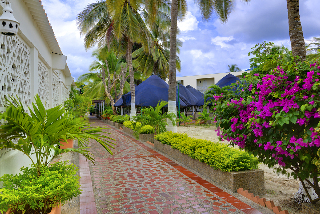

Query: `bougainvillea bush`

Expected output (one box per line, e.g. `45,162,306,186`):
208,62,320,203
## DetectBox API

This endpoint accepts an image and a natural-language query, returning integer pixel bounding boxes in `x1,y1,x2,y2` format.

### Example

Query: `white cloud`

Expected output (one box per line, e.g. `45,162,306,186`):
179,36,196,42
41,0,98,80
211,36,234,48
178,11,199,32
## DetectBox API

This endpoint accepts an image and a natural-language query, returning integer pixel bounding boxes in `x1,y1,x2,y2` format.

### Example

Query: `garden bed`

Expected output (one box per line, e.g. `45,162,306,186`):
139,134,154,143
123,126,134,136
114,122,123,129
154,140,265,195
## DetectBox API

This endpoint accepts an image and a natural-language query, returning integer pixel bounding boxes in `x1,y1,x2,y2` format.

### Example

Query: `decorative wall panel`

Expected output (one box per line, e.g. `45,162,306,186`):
52,70,60,107
0,34,31,108
38,60,50,109
62,83,69,102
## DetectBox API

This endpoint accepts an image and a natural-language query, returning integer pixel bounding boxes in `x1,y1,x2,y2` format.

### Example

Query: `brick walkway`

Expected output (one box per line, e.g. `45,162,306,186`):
80,117,262,214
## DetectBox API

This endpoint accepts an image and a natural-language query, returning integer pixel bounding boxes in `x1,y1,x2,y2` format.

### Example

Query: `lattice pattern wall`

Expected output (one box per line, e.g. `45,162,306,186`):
52,70,60,107
0,34,31,108
62,83,69,102
38,60,50,109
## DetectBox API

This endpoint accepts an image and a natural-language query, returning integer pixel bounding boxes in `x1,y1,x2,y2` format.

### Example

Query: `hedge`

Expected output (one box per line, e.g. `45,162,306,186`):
155,132,259,172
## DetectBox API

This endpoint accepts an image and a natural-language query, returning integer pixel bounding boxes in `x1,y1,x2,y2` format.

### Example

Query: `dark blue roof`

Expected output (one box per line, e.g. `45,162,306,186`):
186,85,204,106
114,75,192,107
216,73,240,88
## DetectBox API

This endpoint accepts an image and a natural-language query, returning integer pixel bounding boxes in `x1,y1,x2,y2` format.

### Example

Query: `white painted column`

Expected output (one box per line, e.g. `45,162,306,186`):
166,101,177,132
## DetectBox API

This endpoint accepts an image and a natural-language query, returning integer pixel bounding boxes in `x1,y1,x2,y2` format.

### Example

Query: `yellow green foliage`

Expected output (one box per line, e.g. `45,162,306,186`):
156,132,259,172
123,121,142,130
139,125,155,134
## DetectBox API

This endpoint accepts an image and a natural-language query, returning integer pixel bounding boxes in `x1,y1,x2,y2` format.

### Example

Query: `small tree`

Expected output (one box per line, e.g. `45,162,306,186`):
208,61,320,203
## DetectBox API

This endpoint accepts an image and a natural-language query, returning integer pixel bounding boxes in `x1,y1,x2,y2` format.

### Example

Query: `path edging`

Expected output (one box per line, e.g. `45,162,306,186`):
154,140,265,195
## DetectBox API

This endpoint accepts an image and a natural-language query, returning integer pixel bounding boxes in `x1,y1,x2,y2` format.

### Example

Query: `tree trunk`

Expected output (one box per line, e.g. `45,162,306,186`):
167,0,179,132
128,39,136,119
287,0,306,62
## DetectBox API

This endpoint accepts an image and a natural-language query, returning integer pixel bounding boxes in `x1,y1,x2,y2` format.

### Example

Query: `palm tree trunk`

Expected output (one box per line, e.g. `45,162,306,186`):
128,39,136,119
287,0,306,62
167,0,179,132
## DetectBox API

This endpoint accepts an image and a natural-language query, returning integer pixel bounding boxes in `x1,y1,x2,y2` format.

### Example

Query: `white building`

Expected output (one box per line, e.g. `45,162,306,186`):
0,0,73,177
177,71,249,93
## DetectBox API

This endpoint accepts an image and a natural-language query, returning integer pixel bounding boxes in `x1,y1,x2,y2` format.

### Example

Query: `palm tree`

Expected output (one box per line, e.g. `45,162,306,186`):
286,0,306,61
133,8,182,80
228,64,241,72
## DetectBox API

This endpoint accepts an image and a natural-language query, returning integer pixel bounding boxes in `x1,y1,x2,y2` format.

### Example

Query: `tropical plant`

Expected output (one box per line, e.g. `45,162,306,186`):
0,95,115,176
228,64,241,72
139,125,155,134
0,162,81,214
89,105,95,114
64,87,92,118
177,114,192,126
196,107,212,125
208,62,320,203
133,6,182,80
134,101,176,134
248,41,293,75
86,47,128,114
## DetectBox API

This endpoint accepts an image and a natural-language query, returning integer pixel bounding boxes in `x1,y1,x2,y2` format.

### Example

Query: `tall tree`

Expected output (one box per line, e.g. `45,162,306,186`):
287,0,306,61
105,0,162,119
133,6,182,79
79,48,128,113
227,64,241,72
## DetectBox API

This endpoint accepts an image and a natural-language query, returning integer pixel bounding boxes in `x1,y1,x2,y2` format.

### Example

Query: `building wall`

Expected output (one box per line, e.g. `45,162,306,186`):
177,71,247,93
0,0,73,178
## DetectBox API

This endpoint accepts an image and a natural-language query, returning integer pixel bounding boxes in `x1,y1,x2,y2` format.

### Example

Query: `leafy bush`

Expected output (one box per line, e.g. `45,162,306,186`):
207,61,320,203
0,95,115,175
155,132,259,172
139,125,155,134
64,87,92,118
89,105,95,114
134,101,176,134
123,121,142,130
103,107,113,117
113,115,130,124
196,107,212,125
0,162,81,214
177,114,192,126
123,121,133,129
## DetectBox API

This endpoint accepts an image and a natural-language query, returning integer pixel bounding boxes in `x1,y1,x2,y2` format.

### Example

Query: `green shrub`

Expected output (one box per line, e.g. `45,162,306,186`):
0,162,81,213
155,132,259,172
139,125,155,134
113,115,129,124
123,121,134,129
177,114,193,126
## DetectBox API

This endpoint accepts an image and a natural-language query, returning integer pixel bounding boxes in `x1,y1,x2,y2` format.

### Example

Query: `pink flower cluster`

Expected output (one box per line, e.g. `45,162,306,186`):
214,64,320,167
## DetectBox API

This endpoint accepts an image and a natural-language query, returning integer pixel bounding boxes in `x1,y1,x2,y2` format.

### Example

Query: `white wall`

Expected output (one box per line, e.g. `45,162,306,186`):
0,0,73,178
177,71,248,93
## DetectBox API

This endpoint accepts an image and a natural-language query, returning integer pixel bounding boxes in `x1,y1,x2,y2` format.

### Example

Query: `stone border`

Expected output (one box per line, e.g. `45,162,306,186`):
123,126,134,136
139,133,154,143
114,123,123,129
154,140,265,196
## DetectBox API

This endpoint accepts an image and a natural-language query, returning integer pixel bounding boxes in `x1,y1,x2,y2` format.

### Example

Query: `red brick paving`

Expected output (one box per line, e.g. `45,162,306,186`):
80,117,262,214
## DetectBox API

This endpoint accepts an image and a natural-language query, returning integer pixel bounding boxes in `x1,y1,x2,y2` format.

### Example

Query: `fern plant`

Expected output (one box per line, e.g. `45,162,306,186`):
0,95,115,176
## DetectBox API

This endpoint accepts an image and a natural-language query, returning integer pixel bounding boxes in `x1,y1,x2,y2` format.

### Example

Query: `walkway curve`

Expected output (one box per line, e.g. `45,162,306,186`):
80,117,263,214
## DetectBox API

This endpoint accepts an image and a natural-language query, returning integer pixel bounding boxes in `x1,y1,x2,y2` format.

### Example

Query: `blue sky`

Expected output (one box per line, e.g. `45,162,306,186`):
41,0,320,80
